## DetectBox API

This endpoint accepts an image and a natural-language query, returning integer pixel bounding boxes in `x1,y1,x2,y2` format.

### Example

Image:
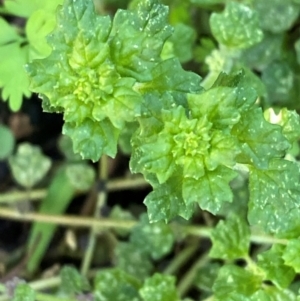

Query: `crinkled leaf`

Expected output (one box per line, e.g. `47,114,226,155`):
162,23,196,63
114,242,153,280
12,284,35,301
258,244,295,288
0,125,15,160
210,2,263,49
140,58,202,101
60,266,90,295
248,159,300,236
253,0,300,33
63,119,119,162
209,214,250,260
283,239,300,273
9,143,51,188
144,172,195,223
0,43,31,111
27,0,146,161
232,108,290,169
65,163,96,191
139,274,179,301
213,265,262,300
182,166,237,215
264,108,300,145
94,269,141,301
110,0,172,81
130,213,174,260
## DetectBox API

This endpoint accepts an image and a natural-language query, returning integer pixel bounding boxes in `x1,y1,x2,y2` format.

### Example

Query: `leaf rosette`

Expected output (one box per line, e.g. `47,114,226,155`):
27,0,172,161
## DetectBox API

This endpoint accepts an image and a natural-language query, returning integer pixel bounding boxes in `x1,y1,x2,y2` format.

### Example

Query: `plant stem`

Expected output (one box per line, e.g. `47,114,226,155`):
177,253,209,297
81,155,108,275
0,207,289,246
163,244,198,275
0,176,148,204
35,293,76,301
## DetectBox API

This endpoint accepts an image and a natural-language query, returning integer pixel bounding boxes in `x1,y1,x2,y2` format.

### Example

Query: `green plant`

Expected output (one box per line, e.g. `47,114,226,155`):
1,0,300,300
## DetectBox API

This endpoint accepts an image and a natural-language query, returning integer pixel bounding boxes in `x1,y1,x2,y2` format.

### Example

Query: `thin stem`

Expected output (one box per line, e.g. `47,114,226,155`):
164,245,198,275
177,253,209,297
0,208,136,229
35,293,76,301
81,155,109,275
0,189,46,203
0,176,148,204
0,208,289,246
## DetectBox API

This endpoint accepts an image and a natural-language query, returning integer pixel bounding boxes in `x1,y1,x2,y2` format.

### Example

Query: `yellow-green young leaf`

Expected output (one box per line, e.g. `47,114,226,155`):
210,2,263,49
232,108,290,169
115,242,153,280
9,143,51,189
27,0,177,161
94,269,141,301
248,159,300,236
283,239,300,273
253,0,300,34
139,274,179,301
130,214,175,260
213,265,263,300
209,214,250,260
12,284,35,301
60,266,90,295
257,244,295,288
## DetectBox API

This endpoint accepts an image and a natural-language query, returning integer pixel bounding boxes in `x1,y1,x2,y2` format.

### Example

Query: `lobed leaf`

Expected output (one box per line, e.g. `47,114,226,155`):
213,265,263,301
12,284,35,301
283,239,300,273
210,2,263,49
232,108,290,169
130,214,175,260
209,214,250,260
139,274,179,301
258,244,295,288
114,242,153,280
248,159,300,236
94,269,141,301
60,266,90,295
